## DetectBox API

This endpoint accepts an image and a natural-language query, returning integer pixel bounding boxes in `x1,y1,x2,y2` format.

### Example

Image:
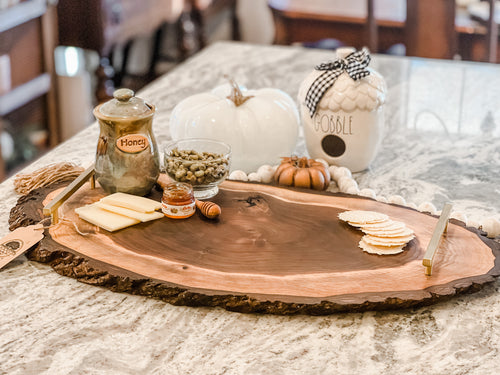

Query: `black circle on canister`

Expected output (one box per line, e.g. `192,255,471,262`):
321,135,346,157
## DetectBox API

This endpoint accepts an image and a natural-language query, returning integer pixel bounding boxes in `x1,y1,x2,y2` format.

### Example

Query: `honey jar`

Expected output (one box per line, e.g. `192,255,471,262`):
93,88,160,196
162,182,196,219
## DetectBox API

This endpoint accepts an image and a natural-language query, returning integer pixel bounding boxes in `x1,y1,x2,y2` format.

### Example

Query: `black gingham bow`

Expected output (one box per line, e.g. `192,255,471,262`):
305,48,371,117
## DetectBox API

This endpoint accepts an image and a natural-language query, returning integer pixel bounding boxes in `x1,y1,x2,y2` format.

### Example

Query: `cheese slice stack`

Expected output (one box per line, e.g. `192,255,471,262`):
100,192,161,213
94,202,164,222
75,205,140,232
75,192,163,232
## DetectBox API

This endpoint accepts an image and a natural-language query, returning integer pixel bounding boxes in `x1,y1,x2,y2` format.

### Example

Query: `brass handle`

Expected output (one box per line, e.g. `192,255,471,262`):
422,203,453,276
43,164,96,224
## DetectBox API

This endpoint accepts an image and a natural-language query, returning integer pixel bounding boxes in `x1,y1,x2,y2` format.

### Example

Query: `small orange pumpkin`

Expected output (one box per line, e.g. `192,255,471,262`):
274,156,331,190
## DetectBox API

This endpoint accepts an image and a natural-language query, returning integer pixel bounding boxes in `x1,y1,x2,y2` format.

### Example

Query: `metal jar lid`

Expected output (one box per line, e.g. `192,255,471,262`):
97,88,153,118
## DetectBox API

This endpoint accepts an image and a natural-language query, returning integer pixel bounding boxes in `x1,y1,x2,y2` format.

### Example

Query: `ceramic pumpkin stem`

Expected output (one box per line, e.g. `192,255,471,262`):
226,77,254,106
284,156,309,168
297,157,309,168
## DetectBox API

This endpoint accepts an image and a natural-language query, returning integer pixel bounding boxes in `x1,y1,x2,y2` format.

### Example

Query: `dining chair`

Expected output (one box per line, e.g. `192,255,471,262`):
363,0,456,58
148,0,240,77
484,0,497,62
405,0,497,62
148,0,187,77
405,0,457,59
190,0,240,49
366,0,377,52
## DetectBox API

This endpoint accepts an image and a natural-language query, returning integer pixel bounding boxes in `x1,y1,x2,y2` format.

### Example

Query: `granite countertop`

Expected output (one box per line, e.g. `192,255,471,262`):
1,42,499,375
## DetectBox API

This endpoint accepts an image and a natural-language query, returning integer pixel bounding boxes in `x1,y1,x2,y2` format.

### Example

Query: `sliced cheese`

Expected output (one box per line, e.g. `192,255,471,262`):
75,204,140,232
95,201,164,222
100,192,161,213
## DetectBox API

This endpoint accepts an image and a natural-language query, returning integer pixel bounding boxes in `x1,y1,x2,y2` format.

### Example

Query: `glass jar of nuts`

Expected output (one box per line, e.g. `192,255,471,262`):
164,138,231,199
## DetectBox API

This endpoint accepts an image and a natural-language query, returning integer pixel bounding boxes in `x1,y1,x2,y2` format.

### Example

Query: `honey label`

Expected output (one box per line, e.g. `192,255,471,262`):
162,202,195,219
116,134,149,153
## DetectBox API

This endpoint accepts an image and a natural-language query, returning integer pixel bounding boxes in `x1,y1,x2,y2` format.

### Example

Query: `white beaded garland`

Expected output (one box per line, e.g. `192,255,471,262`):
450,211,468,226
481,217,500,238
388,195,406,206
248,172,261,182
418,202,438,215
407,202,418,210
328,179,338,189
467,218,481,229
376,196,388,203
256,165,275,184
228,170,248,181
336,175,351,185
328,165,338,180
359,188,376,199
332,166,352,181
337,176,358,192
346,186,360,195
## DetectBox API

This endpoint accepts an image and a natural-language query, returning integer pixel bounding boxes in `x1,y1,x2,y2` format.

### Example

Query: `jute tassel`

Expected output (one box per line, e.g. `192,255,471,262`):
14,162,85,195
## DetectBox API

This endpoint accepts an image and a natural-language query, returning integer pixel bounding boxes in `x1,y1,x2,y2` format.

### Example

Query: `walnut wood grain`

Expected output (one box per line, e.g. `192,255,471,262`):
9,180,500,314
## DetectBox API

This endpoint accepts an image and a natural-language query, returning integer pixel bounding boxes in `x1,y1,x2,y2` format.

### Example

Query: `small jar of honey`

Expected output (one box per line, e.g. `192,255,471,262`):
162,182,196,219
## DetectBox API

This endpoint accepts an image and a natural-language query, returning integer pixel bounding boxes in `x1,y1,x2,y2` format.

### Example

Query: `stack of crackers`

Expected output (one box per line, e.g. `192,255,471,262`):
339,210,415,255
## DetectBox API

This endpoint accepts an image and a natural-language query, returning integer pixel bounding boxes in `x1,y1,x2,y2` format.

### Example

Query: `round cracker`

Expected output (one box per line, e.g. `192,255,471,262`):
338,210,388,225
346,220,388,228
359,239,405,255
362,220,406,231
361,226,414,237
362,234,414,247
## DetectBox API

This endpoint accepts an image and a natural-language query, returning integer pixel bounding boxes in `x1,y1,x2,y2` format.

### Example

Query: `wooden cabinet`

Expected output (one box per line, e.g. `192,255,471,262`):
57,0,177,102
0,0,59,180
57,0,240,102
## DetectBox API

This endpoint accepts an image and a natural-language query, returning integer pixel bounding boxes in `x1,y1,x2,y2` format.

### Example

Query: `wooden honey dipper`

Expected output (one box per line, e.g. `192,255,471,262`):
195,199,221,219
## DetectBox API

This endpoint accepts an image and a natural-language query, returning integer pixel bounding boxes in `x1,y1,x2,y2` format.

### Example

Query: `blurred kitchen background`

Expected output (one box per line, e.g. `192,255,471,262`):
0,0,498,181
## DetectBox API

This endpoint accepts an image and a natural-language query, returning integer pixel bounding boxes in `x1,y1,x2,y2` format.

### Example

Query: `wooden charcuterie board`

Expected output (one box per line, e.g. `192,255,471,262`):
9,180,500,315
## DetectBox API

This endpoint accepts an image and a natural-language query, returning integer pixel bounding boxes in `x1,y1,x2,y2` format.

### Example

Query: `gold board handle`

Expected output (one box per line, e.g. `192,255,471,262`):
422,203,453,276
43,164,96,224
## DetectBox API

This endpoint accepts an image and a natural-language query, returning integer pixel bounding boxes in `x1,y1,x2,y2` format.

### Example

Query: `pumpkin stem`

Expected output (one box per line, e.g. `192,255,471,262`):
297,157,310,168
225,76,254,106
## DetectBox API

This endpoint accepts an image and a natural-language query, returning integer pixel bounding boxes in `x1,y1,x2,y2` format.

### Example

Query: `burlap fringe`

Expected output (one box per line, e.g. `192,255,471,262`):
14,162,85,195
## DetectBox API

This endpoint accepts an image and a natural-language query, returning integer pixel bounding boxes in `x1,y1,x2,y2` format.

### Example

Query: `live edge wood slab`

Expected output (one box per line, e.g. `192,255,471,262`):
9,180,500,315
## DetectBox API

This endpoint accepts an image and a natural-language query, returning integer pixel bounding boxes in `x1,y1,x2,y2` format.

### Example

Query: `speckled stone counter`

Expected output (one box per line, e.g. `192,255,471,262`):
1,42,499,375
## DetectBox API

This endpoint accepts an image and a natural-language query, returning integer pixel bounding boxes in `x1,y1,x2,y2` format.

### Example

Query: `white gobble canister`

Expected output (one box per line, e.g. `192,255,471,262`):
298,47,386,172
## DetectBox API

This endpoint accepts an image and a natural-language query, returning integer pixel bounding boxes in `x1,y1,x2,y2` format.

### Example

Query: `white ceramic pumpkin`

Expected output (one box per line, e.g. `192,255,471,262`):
169,80,299,173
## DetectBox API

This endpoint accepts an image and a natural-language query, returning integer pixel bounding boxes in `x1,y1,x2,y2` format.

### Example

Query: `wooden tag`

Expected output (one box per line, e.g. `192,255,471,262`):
0,224,44,270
